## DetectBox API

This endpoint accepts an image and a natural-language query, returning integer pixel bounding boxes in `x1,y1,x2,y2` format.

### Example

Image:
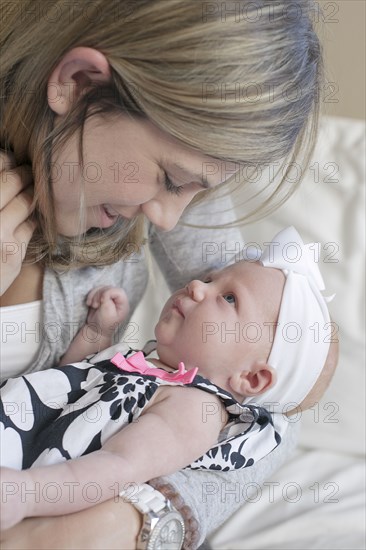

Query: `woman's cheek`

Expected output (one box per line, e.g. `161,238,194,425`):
54,210,82,237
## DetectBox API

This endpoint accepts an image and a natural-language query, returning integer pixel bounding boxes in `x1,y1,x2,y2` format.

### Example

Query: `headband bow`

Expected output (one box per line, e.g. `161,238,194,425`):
260,226,325,291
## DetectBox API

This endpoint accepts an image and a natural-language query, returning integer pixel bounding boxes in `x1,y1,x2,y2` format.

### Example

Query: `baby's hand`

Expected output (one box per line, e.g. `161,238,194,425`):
85,286,130,337
0,467,27,531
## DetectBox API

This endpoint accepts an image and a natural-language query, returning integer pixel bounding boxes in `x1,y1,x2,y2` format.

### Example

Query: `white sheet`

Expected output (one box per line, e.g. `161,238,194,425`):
208,115,366,549
209,449,365,549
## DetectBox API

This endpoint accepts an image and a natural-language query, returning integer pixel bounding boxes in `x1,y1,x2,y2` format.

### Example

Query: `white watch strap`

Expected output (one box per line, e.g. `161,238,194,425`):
119,483,167,514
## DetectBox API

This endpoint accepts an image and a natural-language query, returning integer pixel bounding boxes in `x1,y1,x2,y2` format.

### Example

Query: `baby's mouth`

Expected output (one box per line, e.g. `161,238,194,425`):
172,297,185,318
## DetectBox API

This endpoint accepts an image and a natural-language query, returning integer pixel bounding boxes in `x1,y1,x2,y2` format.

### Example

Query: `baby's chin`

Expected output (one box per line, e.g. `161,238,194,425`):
154,343,175,369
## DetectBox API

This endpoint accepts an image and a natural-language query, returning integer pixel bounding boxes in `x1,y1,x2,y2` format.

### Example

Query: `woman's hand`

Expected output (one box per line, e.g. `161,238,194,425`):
0,150,36,296
0,467,28,532
0,496,142,549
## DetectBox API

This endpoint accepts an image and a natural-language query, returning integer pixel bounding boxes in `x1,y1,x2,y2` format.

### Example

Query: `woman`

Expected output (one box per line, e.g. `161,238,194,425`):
0,1,324,548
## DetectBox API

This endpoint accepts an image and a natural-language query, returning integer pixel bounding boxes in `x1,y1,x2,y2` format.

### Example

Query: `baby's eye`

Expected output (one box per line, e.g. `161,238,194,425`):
223,293,236,305
203,278,211,283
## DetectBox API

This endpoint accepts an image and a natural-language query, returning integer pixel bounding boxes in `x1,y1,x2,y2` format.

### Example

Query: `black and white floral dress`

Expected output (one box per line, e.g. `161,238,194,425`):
0,341,281,471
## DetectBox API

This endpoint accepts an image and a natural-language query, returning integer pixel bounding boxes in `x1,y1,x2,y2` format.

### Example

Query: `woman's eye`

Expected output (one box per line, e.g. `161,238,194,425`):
164,173,184,196
223,293,236,305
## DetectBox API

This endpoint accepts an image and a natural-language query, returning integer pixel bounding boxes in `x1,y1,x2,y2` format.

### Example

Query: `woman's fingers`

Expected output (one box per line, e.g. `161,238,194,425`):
0,155,36,296
0,165,33,209
0,190,34,239
0,215,36,296
14,218,37,252
0,149,16,172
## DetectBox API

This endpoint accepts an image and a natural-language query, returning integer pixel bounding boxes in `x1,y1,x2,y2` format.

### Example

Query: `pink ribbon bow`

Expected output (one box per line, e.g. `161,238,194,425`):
111,351,198,384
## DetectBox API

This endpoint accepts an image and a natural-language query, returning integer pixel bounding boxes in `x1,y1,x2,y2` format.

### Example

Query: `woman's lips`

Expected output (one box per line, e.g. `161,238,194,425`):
103,204,121,218
98,204,120,228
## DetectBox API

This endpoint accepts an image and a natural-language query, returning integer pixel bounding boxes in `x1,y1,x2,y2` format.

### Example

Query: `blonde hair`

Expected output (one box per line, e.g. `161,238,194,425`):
0,0,324,268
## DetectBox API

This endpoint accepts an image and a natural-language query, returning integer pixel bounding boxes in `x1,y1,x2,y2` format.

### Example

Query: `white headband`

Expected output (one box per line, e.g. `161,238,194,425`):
243,226,333,415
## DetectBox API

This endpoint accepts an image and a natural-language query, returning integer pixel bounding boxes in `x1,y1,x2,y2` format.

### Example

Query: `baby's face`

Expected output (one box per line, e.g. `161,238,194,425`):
155,261,285,391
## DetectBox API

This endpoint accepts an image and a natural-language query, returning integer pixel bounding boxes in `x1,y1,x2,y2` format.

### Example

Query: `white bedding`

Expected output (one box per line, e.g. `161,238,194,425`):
131,115,366,549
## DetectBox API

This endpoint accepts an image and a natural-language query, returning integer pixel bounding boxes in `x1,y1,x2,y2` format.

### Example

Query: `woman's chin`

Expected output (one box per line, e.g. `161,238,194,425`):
57,229,82,238
55,219,88,238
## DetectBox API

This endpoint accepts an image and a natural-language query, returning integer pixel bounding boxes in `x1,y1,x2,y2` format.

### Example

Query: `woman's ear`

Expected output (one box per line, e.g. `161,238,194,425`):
229,362,277,398
47,47,111,115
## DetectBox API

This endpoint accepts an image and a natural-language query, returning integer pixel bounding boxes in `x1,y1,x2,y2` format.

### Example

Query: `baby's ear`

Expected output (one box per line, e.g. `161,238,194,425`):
229,362,277,398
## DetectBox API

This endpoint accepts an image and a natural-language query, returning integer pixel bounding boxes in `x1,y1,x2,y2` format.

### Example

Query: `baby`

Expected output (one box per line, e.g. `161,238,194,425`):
0,227,336,530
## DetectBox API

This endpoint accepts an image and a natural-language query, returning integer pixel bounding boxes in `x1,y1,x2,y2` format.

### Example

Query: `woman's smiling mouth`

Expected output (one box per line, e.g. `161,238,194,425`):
98,204,120,228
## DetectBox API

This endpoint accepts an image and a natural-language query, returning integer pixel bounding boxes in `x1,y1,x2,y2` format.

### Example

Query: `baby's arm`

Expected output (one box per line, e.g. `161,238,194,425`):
0,387,227,530
59,286,129,365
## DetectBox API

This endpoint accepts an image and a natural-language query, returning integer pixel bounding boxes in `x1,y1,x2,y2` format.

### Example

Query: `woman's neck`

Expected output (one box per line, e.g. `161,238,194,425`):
0,263,44,307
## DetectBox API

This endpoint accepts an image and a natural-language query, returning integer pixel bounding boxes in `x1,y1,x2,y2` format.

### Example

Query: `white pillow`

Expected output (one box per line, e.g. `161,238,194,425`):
235,115,365,457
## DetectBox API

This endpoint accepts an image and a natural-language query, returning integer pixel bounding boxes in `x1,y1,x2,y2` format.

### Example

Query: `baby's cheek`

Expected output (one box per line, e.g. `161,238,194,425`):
154,318,174,344
158,299,174,321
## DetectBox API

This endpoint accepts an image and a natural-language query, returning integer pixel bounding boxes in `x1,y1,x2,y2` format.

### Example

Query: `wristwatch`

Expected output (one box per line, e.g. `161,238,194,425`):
119,483,185,550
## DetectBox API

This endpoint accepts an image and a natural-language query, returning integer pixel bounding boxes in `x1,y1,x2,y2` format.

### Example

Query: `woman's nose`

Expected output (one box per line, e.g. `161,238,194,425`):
186,280,206,302
114,205,141,220
141,188,201,231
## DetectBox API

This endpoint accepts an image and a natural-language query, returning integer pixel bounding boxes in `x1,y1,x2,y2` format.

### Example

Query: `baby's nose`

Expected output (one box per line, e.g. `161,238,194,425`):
186,280,206,302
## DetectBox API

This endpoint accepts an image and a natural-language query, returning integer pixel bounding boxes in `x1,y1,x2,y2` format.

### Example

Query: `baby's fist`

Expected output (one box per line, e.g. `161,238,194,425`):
85,286,130,337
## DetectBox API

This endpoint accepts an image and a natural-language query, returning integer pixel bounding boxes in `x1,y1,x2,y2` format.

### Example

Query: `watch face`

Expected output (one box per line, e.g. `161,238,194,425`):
148,515,185,550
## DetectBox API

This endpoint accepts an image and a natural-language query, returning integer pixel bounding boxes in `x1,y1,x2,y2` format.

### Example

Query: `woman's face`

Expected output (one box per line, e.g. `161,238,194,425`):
50,114,231,236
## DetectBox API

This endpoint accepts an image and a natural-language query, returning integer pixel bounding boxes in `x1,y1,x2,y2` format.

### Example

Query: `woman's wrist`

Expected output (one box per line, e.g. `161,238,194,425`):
148,478,200,550
0,497,142,550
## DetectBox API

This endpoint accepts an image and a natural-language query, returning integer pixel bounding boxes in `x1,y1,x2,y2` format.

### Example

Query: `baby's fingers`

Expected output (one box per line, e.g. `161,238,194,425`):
86,287,103,308
100,287,128,305
86,286,119,308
